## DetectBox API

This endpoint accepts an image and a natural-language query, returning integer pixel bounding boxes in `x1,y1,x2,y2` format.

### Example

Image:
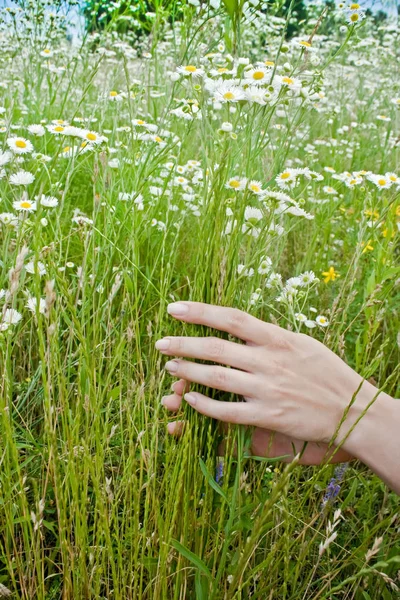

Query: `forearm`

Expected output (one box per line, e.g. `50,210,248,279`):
338,382,400,494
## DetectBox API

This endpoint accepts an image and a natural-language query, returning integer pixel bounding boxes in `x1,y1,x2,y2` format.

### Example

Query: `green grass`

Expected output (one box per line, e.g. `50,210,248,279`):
0,1,399,598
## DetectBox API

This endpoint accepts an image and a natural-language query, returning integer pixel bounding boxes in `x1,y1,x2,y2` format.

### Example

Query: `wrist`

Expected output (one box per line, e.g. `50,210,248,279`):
336,381,400,493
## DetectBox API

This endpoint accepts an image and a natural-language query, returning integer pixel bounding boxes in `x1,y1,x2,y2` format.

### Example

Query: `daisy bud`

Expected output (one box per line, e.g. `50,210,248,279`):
283,62,292,71
281,44,289,53
40,218,48,226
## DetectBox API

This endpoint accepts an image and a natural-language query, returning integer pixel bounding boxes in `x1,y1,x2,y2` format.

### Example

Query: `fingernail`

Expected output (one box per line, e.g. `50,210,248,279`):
184,393,197,406
165,360,179,373
155,339,170,350
167,302,189,316
161,396,167,406
171,381,179,392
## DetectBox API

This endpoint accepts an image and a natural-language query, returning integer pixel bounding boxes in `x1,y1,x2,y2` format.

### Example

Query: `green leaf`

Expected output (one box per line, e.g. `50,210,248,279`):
244,453,290,463
171,540,212,582
199,457,228,503
221,0,236,18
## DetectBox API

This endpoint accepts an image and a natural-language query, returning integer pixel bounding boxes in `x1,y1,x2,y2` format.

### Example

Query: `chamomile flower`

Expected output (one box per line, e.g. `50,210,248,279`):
25,261,46,276
176,65,205,78
27,124,45,136
225,176,247,191
366,174,391,189
295,313,307,322
244,66,271,84
1,308,22,330
0,151,12,166
13,196,36,211
79,130,105,144
298,271,317,286
0,212,18,226
26,297,46,314
39,195,59,207
316,315,329,327
10,171,35,186
276,169,297,188
258,256,272,274
108,90,124,101
7,137,34,154
213,82,245,103
345,9,365,25
385,172,399,185
323,186,338,195
47,124,68,134
248,180,264,195
244,206,263,223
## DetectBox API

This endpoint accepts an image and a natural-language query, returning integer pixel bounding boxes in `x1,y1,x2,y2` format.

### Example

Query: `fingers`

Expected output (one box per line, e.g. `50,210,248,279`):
166,301,280,345
155,336,258,372
183,391,256,425
164,360,258,397
167,420,185,436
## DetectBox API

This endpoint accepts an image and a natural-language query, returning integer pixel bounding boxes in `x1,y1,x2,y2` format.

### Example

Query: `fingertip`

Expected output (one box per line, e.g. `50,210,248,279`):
167,420,185,436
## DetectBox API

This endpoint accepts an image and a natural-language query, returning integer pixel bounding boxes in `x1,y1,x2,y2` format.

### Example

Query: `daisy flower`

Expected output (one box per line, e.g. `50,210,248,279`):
258,256,272,274
316,315,329,327
276,169,297,189
0,151,12,166
1,308,22,330
244,66,271,84
0,212,18,226
79,130,105,144
176,65,205,78
108,90,124,101
248,180,264,195
39,195,59,207
295,313,307,322
27,124,45,136
225,176,247,191
47,124,68,134
323,186,338,195
385,172,399,185
213,82,245,103
10,171,35,186
13,196,36,211
345,9,365,25
7,137,34,154
244,206,263,223
25,260,46,276
26,297,46,314
366,174,391,189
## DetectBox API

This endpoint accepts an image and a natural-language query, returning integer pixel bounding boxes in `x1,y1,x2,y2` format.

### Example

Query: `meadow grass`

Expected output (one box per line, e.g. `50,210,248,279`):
0,1,399,598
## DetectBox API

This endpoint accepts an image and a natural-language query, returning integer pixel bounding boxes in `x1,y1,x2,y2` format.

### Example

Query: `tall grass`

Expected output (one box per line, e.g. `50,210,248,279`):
0,1,399,598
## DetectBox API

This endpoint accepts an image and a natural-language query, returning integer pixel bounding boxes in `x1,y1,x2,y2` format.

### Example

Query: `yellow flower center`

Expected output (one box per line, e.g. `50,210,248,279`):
253,71,265,80
136,120,145,125
280,172,291,180
378,179,387,186
86,133,97,141
54,126,65,132
110,91,118,96
63,146,70,152
155,136,163,143
350,3,360,8
218,67,228,73
299,41,311,47
389,175,397,181
265,61,274,66
184,65,197,72
350,13,359,22
223,92,235,100
20,201,31,209
15,140,27,148
43,48,51,53
229,180,240,188
282,77,294,85
250,184,261,192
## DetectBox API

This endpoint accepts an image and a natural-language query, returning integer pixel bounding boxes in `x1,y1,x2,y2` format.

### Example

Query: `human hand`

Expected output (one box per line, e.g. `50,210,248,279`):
155,302,377,460
163,379,352,465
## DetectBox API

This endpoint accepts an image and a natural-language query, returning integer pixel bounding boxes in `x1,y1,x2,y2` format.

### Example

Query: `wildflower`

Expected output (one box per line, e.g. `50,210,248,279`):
108,90,124,101
276,169,297,189
213,82,245,103
258,256,272,274
244,206,263,224
225,177,247,191
26,297,46,314
316,315,329,327
39,195,58,207
27,124,45,136
1,308,22,330
295,313,307,322
367,174,391,189
0,151,12,166
79,130,105,144
248,180,264,195
385,172,399,185
345,8,365,25
7,137,34,154
298,271,317,286
244,66,271,84
361,239,374,253
0,212,18,226
322,266,339,283
304,320,316,329
25,261,47,276
215,457,224,484
9,170,35,186
321,463,348,510
176,65,204,78
13,196,36,211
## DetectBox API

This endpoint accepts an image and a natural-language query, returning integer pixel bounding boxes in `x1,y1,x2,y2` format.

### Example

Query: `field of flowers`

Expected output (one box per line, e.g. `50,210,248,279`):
0,0,399,598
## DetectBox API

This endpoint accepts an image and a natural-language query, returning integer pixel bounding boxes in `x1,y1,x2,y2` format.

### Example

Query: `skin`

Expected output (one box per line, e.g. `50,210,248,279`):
155,301,400,495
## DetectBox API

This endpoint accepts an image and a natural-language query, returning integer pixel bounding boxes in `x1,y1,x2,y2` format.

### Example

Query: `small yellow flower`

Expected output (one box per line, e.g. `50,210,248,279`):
361,240,374,253
322,266,339,283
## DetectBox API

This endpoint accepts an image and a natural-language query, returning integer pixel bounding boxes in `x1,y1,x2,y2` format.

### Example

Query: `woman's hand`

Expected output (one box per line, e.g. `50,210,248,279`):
163,378,353,465
156,302,376,447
